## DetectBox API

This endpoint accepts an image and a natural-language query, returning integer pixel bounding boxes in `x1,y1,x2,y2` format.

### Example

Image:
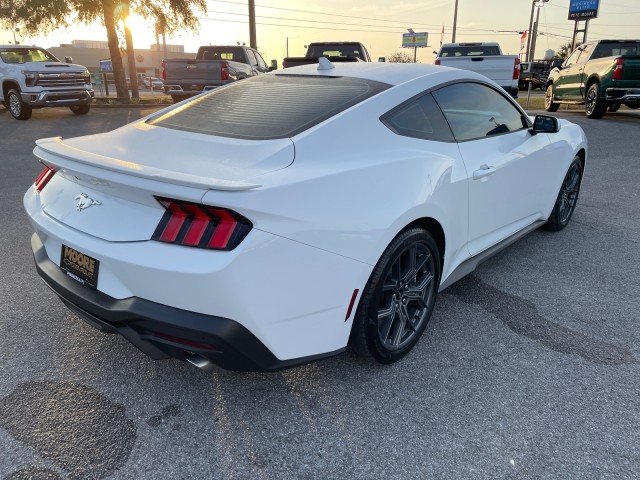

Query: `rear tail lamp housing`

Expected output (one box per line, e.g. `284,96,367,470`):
34,165,57,191
221,61,229,81
434,58,441,65
152,197,252,250
161,60,166,81
513,58,521,80
612,58,624,80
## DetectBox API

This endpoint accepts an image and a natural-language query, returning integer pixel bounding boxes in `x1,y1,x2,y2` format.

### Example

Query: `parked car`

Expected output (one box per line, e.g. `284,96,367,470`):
283,42,372,68
24,62,586,371
0,45,93,120
434,42,520,97
162,45,272,103
545,39,640,118
143,76,163,89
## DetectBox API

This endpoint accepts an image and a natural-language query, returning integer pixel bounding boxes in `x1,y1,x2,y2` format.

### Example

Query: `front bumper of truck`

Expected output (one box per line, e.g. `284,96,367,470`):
21,89,94,108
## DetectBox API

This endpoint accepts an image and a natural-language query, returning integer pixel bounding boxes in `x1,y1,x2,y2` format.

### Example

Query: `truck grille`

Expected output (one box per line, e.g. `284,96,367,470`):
37,72,87,87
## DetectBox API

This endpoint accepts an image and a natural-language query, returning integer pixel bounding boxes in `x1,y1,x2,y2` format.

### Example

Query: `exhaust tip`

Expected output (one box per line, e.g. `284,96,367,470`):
185,353,215,371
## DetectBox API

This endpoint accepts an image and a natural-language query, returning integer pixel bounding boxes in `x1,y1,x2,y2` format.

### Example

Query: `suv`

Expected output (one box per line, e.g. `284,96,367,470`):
0,45,94,120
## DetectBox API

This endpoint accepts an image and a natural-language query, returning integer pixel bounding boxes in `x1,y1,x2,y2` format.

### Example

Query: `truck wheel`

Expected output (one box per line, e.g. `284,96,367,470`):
608,103,621,113
69,104,90,115
626,104,639,109
7,88,32,120
585,83,607,119
544,84,560,112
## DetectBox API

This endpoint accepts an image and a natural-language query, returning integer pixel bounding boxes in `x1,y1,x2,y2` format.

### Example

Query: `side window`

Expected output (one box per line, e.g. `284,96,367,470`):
245,50,258,66
254,51,267,69
432,83,527,142
382,93,454,142
564,48,582,67
577,44,592,63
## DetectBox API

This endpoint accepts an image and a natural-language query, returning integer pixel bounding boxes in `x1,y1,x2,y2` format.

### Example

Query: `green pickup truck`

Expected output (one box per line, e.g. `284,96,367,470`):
545,39,640,118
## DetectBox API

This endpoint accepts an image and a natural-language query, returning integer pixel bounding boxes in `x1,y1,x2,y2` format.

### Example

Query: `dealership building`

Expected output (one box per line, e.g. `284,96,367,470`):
47,39,196,83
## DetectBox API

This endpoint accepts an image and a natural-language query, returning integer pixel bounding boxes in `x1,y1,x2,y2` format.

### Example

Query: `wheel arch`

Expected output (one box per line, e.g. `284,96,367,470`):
575,148,586,172
2,80,20,100
404,217,446,276
585,74,601,90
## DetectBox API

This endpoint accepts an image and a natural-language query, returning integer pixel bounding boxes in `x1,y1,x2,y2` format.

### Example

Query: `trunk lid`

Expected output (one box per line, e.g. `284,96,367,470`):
34,123,294,241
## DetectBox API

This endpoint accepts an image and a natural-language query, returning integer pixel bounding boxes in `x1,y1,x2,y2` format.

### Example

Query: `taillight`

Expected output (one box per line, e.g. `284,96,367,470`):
221,61,229,81
161,60,166,81
152,197,252,250
434,58,441,65
34,165,57,191
513,58,520,80
613,58,624,80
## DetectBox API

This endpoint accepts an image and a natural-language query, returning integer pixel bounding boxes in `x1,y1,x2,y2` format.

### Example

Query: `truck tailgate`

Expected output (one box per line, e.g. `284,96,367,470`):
165,60,222,84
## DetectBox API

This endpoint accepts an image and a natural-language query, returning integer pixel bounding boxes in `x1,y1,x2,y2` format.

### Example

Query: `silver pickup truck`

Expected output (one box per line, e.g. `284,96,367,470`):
0,45,93,120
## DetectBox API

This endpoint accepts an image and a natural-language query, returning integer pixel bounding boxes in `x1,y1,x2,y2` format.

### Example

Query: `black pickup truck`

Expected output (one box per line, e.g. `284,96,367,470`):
283,42,371,68
162,45,273,103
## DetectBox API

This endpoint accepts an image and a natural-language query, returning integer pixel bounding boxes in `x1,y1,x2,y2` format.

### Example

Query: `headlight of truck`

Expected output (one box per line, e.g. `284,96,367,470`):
82,70,91,84
23,71,38,86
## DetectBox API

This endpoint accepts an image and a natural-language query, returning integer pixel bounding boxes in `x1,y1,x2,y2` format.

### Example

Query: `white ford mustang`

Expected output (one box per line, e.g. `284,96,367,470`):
24,61,587,371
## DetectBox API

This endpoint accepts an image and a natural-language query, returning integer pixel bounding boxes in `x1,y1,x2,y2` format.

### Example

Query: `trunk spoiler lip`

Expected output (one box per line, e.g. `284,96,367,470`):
33,136,263,192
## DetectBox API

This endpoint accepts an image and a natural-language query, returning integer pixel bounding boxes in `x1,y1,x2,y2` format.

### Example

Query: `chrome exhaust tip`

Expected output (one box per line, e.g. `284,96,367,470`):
185,353,215,371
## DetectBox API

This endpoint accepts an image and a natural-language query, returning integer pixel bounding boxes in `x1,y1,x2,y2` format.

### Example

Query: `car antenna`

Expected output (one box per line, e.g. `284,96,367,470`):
317,57,335,71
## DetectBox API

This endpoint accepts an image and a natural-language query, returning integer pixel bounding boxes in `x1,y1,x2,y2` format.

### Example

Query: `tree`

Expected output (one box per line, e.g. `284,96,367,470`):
387,51,416,63
554,41,574,60
1,0,206,102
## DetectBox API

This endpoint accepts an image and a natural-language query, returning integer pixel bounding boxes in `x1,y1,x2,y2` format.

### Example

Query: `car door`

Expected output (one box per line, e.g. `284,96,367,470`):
432,82,556,256
553,47,585,100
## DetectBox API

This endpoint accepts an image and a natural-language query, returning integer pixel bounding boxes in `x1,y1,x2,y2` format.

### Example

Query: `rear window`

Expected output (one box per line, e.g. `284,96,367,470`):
591,42,640,59
440,45,501,57
148,75,390,140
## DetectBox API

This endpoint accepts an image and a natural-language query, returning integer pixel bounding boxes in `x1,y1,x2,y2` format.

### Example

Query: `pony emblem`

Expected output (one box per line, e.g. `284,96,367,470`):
75,193,101,211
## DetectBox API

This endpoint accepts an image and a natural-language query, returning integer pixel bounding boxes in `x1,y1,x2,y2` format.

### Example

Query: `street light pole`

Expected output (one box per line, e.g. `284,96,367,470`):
452,0,459,43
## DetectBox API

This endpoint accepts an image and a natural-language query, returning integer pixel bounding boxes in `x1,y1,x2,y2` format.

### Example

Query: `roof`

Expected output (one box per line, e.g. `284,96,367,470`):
275,61,487,88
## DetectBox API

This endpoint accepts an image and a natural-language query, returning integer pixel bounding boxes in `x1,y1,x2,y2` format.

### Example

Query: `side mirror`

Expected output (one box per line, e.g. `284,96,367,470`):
530,115,559,135
269,59,278,71
64,56,73,64
378,57,386,62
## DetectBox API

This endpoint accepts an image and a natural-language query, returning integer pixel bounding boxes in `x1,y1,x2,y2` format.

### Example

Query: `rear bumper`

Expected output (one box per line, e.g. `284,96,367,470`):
31,233,344,371
21,89,94,107
605,87,640,104
163,85,221,97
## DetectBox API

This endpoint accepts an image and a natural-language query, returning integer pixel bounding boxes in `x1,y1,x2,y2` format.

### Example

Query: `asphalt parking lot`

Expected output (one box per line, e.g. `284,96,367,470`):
1,104,639,479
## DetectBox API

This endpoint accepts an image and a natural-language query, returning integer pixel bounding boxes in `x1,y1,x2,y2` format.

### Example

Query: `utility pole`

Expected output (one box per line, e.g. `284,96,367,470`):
452,0,459,43
248,0,257,49
525,1,536,62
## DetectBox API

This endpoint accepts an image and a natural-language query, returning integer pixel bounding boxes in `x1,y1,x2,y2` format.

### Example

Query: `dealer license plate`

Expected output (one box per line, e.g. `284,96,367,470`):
60,244,100,289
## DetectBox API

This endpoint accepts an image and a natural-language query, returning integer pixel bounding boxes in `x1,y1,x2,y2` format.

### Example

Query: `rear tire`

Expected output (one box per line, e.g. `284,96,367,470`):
69,104,90,115
545,84,560,112
7,88,32,120
348,228,440,364
543,157,582,232
585,83,607,119
626,104,639,109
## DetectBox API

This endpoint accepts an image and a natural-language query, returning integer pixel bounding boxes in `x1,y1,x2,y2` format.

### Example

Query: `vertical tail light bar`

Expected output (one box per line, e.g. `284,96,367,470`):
161,60,166,81
434,58,441,65
612,58,624,80
34,165,57,191
152,197,252,250
513,57,521,80
221,61,229,81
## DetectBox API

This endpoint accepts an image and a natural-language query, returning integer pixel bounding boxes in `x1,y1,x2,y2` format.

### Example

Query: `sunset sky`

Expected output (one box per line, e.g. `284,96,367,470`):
4,0,639,64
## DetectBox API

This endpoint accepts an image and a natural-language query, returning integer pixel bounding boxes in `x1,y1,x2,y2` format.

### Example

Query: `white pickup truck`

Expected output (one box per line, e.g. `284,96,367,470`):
0,45,93,120
435,42,520,98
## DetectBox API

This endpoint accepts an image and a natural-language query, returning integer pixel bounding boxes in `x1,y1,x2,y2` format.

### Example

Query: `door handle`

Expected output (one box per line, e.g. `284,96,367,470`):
473,165,497,180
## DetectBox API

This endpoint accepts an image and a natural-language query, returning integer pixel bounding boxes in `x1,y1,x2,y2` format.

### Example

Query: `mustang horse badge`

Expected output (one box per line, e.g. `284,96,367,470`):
75,193,101,211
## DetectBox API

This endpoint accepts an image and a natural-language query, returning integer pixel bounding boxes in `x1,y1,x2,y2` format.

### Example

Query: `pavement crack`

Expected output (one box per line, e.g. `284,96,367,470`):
445,275,637,366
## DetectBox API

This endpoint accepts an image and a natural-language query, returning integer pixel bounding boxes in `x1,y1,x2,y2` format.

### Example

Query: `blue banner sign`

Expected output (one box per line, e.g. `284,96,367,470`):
99,59,113,72
568,0,600,20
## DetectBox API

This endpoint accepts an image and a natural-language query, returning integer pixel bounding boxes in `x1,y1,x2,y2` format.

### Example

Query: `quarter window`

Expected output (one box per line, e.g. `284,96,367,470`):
383,93,454,142
432,83,528,142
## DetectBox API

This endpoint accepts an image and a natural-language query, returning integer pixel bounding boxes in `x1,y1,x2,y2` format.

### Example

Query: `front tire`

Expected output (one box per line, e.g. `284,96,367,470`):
545,84,560,112
543,157,582,232
69,104,90,115
585,83,607,119
7,88,32,120
348,228,440,364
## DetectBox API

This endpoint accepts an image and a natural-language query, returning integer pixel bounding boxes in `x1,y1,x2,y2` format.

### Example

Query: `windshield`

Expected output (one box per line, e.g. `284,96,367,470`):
0,47,59,64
